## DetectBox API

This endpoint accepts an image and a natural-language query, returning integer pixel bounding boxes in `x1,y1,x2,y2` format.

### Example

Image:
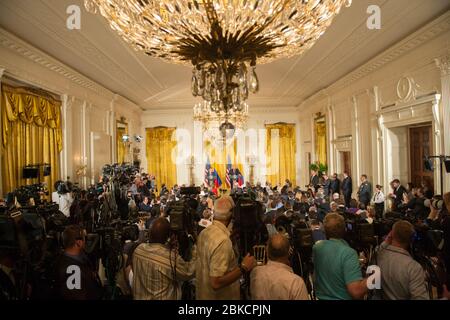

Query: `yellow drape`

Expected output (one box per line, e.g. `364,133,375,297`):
117,126,127,163
204,138,243,189
146,127,177,190
1,84,62,195
315,121,327,165
265,123,296,186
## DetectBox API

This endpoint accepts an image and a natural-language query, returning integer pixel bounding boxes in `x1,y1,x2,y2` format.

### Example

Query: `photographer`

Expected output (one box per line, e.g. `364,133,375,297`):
377,220,429,300
250,234,309,300
312,213,367,300
55,225,103,300
131,218,196,300
196,195,256,300
52,181,74,218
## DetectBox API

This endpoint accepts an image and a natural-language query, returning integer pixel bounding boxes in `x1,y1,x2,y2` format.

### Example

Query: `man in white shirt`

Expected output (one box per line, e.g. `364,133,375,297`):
52,181,73,218
250,233,309,300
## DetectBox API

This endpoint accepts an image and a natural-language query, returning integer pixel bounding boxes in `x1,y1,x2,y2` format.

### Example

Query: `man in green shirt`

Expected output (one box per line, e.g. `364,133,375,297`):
312,213,367,300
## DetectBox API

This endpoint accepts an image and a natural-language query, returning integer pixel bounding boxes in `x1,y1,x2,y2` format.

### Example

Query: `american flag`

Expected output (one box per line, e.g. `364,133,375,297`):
204,157,210,187
226,155,232,188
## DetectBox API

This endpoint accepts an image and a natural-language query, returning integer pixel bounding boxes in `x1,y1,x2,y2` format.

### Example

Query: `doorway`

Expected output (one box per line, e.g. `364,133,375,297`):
409,125,434,190
339,151,351,176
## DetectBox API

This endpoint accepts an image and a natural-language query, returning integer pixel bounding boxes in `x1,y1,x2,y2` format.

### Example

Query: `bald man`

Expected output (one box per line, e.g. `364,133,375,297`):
132,218,196,300
250,234,309,300
196,195,256,300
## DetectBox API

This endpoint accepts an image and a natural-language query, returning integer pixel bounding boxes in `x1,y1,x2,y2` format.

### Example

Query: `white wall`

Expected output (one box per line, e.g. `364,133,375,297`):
296,16,450,195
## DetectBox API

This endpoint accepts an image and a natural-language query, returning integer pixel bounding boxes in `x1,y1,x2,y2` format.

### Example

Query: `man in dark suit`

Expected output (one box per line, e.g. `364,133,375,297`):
341,171,352,208
329,173,341,196
389,179,407,212
321,173,331,198
310,170,320,190
357,174,372,207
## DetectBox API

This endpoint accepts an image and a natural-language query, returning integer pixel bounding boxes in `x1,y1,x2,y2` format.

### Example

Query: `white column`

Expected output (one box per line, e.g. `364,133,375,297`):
370,86,384,185
435,55,450,193
351,95,361,195
81,101,89,189
326,100,335,174
109,94,118,164
0,68,5,197
310,114,316,164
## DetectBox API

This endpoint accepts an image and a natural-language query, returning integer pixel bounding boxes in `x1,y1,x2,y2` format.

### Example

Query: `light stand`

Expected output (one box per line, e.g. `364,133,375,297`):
425,155,450,196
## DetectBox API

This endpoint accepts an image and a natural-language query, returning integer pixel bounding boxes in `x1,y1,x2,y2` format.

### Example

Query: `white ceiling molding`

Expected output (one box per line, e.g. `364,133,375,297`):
0,27,142,113
298,10,450,111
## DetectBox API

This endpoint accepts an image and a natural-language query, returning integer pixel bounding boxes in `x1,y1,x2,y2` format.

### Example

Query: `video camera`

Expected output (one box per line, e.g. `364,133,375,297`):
7,183,49,207
165,186,200,261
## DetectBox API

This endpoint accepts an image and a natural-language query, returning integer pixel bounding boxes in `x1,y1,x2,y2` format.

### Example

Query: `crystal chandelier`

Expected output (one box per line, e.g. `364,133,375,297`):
194,100,249,145
85,0,351,113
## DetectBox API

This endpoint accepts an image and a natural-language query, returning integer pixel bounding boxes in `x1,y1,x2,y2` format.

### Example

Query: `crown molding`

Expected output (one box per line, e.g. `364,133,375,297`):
297,10,450,112
0,27,143,114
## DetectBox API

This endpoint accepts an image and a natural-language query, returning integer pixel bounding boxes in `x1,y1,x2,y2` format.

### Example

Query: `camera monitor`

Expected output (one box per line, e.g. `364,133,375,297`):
23,165,39,179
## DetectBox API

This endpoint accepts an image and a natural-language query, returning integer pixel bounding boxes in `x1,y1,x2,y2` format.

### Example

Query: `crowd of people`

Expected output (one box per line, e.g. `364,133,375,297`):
1,167,450,301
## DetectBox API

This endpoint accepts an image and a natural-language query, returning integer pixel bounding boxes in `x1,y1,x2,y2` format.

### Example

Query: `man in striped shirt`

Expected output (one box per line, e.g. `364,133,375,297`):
132,218,196,300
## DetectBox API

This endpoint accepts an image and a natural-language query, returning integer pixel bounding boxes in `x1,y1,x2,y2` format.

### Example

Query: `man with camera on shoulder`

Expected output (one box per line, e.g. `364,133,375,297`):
377,220,429,300
55,225,103,300
196,195,256,300
52,181,74,218
131,217,196,300
313,213,367,300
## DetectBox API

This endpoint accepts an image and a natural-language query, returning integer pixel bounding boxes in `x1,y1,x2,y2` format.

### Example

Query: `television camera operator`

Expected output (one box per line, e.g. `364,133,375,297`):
313,213,368,300
131,217,196,300
55,225,103,300
196,195,256,300
250,233,309,300
52,180,74,218
376,220,429,300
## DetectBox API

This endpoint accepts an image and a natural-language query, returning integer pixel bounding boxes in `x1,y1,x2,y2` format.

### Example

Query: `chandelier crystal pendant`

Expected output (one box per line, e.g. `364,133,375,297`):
85,0,352,112
194,100,249,146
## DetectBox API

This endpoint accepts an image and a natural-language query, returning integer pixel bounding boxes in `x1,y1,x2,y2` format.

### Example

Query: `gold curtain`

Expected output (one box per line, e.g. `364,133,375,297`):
146,127,177,190
1,84,62,195
315,121,327,165
204,139,243,189
117,125,127,163
265,123,296,186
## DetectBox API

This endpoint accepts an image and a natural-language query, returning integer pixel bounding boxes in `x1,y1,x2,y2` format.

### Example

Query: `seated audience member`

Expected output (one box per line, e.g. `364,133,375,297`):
55,225,103,300
313,213,367,300
329,202,339,213
196,195,256,300
138,196,152,212
132,218,196,300
346,199,359,215
309,219,326,243
250,234,309,300
403,187,429,221
377,221,429,300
